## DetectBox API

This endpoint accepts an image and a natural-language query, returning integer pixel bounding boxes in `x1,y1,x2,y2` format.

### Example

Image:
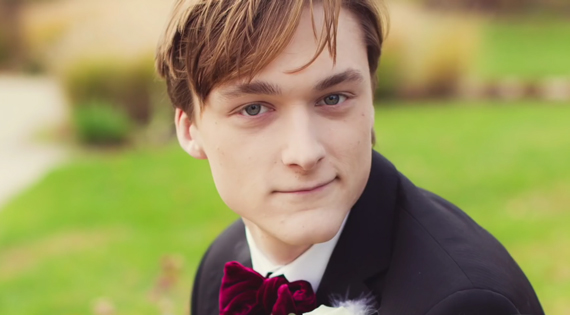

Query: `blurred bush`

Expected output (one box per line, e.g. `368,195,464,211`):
376,3,481,99
376,39,406,99
63,56,158,125
73,100,132,145
62,55,173,146
17,0,174,145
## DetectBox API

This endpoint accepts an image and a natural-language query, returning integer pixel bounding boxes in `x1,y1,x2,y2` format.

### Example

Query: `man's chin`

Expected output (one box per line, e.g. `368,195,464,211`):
287,207,348,243
278,220,344,247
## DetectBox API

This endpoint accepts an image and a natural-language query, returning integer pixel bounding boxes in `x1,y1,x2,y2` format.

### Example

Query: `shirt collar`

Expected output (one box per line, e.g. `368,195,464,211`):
245,215,348,292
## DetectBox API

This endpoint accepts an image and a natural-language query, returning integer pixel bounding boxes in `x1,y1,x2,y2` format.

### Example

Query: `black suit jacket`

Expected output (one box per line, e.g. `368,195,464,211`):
191,151,544,315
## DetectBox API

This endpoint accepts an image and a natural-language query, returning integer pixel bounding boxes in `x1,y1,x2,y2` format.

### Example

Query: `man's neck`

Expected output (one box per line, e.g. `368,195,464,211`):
244,220,311,266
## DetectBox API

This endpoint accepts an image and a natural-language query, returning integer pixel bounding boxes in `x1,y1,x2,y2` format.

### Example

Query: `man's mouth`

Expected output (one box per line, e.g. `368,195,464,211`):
276,177,337,194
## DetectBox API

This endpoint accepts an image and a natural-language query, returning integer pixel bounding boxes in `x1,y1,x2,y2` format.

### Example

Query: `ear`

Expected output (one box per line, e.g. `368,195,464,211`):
174,108,207,159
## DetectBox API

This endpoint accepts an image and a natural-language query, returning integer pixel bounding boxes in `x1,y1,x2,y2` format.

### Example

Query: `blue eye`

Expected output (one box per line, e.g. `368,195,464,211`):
319,94,347,106
240,104,269,116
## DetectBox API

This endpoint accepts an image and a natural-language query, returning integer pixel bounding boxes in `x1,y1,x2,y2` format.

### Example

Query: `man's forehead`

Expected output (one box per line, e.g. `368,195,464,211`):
215,69,365,99
202,4,372,107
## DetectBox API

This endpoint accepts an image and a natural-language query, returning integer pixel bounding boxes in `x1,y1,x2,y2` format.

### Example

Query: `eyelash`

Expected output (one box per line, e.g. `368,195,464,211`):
238,103,272,117
236,93,352,117
316,93,349,106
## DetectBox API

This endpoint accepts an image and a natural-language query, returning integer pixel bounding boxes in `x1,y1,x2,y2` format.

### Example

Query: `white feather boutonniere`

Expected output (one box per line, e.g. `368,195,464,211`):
303,297,377,315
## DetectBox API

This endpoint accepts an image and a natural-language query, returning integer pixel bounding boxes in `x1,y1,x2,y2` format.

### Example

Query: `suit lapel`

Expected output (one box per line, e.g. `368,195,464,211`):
202,220,251,315
233,223,253,268
316,151,399,307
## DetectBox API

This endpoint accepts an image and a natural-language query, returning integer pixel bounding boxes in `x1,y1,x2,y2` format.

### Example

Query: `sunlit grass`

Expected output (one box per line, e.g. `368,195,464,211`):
0,144,234,315
1,101,569,314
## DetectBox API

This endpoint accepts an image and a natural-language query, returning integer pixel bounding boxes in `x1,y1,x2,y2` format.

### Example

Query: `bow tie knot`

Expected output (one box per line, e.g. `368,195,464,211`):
220,261,317,315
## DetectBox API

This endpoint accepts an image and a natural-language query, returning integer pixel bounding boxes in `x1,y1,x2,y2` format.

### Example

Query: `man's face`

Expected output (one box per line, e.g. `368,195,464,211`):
178,6,374,247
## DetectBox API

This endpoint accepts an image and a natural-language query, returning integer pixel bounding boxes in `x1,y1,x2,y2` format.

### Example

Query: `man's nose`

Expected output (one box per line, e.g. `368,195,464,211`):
280,110,325,172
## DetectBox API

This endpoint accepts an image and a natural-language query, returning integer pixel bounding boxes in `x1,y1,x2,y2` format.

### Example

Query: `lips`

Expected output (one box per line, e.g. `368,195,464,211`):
276,177,337,194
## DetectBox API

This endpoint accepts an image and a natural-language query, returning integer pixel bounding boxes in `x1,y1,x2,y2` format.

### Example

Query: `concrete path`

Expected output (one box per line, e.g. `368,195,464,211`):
0,75,68,209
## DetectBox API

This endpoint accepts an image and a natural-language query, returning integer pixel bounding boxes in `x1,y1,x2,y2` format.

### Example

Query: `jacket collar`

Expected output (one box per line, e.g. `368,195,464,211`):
316,150,399,305
234,227,252,268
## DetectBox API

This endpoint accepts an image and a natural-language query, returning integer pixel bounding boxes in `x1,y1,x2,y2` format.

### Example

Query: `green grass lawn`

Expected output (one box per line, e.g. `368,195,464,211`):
478,17,570,80
1,101,569,314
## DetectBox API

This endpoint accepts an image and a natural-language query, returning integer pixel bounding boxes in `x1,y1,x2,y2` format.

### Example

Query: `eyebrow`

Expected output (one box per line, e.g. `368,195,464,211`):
220,69,364,98
221,81,282,98
314,69,364,91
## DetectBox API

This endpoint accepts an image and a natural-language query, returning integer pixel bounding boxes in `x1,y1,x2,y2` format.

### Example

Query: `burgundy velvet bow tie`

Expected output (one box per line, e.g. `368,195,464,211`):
219,261,317,315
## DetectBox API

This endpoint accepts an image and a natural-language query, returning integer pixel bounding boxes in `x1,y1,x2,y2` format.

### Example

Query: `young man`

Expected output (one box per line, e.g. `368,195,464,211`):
156,0,543,314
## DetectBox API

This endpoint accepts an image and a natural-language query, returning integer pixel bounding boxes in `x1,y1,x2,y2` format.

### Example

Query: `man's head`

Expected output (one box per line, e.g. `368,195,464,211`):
156,0,386,251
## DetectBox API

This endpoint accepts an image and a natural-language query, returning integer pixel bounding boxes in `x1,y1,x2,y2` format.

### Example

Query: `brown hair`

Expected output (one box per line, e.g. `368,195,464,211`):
156,0,386,119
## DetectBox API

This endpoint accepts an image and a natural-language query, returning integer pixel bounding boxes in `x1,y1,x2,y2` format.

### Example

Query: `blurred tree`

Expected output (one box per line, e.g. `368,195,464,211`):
421,0,570,14
0,0,55,71
0,0,24,70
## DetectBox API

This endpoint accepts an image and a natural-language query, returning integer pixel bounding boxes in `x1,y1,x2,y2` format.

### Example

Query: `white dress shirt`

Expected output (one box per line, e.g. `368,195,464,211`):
245,216,348,292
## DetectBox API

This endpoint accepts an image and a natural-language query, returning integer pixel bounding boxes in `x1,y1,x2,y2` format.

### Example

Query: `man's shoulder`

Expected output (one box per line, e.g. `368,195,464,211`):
394,181,521,290
191,219,249,315
207,219,249,261
196,218,250,278
380,174,543,314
